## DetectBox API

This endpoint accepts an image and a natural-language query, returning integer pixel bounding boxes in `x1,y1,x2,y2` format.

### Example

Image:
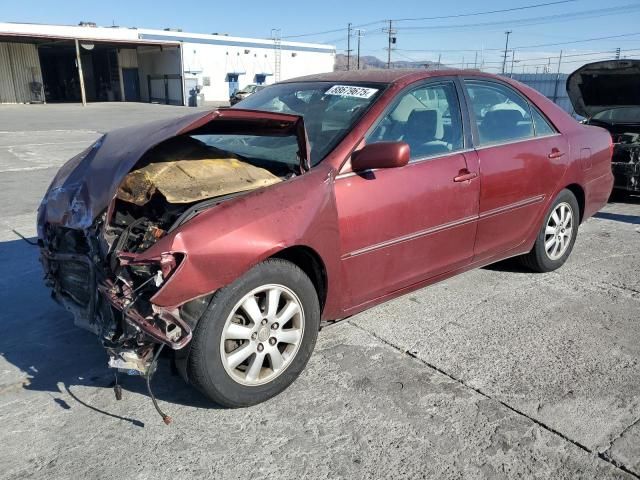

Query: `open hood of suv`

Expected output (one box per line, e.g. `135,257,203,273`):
567,60,640,118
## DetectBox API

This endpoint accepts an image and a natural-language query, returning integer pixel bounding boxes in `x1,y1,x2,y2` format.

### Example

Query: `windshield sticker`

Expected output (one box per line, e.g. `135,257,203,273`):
325,85,379,99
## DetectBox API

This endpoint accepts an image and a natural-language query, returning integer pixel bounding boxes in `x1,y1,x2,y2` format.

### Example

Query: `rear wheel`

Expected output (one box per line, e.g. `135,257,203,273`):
188,259,320,407
519,189,579,272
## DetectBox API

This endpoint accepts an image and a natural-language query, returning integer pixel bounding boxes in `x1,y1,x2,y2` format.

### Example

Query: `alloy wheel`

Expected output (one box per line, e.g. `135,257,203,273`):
220,284,305,386
544,202,574,261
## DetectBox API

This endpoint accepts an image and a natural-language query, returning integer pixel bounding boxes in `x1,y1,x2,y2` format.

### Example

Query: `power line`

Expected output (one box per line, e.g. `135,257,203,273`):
394,31,640,53
395,4,640,32
280,0,580,39
430,47,640,68
512,31,640,49
463,49,630,65
391,0,579,22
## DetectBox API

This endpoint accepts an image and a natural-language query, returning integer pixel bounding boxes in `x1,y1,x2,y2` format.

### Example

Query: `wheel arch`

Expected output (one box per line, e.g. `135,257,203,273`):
270,245,328,314
564,183,585,223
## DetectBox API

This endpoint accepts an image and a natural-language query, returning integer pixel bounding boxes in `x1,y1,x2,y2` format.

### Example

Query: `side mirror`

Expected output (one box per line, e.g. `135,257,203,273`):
351,141,410,172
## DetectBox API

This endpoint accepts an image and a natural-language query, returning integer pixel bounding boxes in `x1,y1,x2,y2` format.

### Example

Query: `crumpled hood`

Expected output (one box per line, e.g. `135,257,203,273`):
37,109,309,234
567,60,640,118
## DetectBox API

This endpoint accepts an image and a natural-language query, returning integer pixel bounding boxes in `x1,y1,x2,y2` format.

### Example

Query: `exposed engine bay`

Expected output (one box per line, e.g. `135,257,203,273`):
586,120,640,192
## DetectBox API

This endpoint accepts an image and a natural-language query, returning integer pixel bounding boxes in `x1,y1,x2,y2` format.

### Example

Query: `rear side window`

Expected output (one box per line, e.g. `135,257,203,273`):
531,107,556,136
368,81,464,160
464,80,534,146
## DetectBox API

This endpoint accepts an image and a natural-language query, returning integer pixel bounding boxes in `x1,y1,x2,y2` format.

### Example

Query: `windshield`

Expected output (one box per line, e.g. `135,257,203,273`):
240,85,258,94
234,81,385,165
592,107,640,124
190,133,300,174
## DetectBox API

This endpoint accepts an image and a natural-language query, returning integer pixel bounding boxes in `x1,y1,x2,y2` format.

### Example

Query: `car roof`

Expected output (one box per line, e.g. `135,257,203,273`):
282,68,499,87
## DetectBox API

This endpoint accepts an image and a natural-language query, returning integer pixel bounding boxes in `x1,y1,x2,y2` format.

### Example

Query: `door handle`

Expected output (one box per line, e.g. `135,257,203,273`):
548,148,565,159
453,169,478,182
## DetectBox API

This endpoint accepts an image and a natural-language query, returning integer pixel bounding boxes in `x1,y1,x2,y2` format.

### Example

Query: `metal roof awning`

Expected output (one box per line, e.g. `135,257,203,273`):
0,32,180,48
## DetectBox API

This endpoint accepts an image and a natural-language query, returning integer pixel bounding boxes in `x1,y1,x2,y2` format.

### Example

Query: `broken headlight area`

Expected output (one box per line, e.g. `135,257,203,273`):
99,251,192,350
40,218,191,346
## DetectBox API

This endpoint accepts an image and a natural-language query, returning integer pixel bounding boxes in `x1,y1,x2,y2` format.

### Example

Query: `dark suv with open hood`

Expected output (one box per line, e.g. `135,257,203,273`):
567,59,640,194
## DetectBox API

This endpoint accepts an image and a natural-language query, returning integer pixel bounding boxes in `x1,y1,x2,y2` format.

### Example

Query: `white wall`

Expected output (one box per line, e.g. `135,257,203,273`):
182,42,335,103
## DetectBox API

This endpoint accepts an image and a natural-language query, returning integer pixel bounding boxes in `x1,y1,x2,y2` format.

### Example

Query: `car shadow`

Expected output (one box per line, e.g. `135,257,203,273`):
593,211,640,225
0,236,219,426
482,257,533,273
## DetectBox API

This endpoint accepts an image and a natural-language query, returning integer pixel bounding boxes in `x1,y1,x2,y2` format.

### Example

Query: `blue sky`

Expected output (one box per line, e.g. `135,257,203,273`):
3,0,640,72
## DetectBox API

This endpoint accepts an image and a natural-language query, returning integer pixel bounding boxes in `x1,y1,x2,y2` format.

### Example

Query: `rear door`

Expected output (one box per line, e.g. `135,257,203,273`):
335,79,480,309
462,78,569,261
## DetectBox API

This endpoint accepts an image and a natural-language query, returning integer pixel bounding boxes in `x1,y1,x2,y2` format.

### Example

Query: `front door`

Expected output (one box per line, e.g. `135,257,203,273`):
227,74,239,97
463,79,569,261
335,80,480,310
122,68,140,102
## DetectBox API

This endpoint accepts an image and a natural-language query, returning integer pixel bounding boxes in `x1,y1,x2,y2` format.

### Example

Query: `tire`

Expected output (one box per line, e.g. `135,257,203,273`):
519,189,579,273
188,258,320,407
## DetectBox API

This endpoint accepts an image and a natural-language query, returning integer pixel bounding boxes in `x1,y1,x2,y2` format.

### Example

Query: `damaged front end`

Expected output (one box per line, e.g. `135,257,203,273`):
567,60,640,192
37,109,310,401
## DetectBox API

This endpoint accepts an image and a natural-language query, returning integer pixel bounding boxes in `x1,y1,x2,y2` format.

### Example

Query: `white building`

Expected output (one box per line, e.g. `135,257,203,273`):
0,22,335,105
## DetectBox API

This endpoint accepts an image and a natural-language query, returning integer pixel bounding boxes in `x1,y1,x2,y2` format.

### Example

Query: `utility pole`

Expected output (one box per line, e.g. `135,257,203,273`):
346,23,352,71
510,50,516,77
474,51,478,69
615,47,621,59
509,50,515,77
384,20,396,69
271,29,282,82
502,30,512,74
552,49,563,102
74,38,87,106
355,29,364,70
437,53,441,70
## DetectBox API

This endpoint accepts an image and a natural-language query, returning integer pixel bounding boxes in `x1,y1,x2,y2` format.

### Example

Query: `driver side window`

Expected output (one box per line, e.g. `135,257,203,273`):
368,81,464,160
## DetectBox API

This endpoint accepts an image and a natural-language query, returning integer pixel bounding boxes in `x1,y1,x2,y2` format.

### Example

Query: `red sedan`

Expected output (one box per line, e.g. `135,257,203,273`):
38,70,613,410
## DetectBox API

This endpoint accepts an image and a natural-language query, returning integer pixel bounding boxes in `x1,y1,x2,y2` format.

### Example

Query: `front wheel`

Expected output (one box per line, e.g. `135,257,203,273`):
519,189,579,272
188,259,320,407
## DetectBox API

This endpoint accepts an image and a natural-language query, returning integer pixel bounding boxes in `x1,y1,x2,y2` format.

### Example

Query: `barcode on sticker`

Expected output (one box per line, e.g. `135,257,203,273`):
325,85,378,99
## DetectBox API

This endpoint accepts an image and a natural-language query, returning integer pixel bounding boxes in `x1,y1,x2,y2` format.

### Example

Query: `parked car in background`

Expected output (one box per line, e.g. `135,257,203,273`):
38,70,613,413
229,84,265,105
567,59,640,194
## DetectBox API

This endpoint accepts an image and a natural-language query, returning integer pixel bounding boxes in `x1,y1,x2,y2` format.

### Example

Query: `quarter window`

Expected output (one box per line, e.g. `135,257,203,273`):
368,81,464,160
531,107,556,136
465,80,534,146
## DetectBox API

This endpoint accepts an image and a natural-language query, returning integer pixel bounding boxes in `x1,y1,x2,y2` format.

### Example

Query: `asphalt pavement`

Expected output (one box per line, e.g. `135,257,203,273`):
1,103,638,479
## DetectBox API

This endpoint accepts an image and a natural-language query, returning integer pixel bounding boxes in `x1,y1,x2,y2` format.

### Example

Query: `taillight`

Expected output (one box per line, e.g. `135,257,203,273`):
608,135,614,160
